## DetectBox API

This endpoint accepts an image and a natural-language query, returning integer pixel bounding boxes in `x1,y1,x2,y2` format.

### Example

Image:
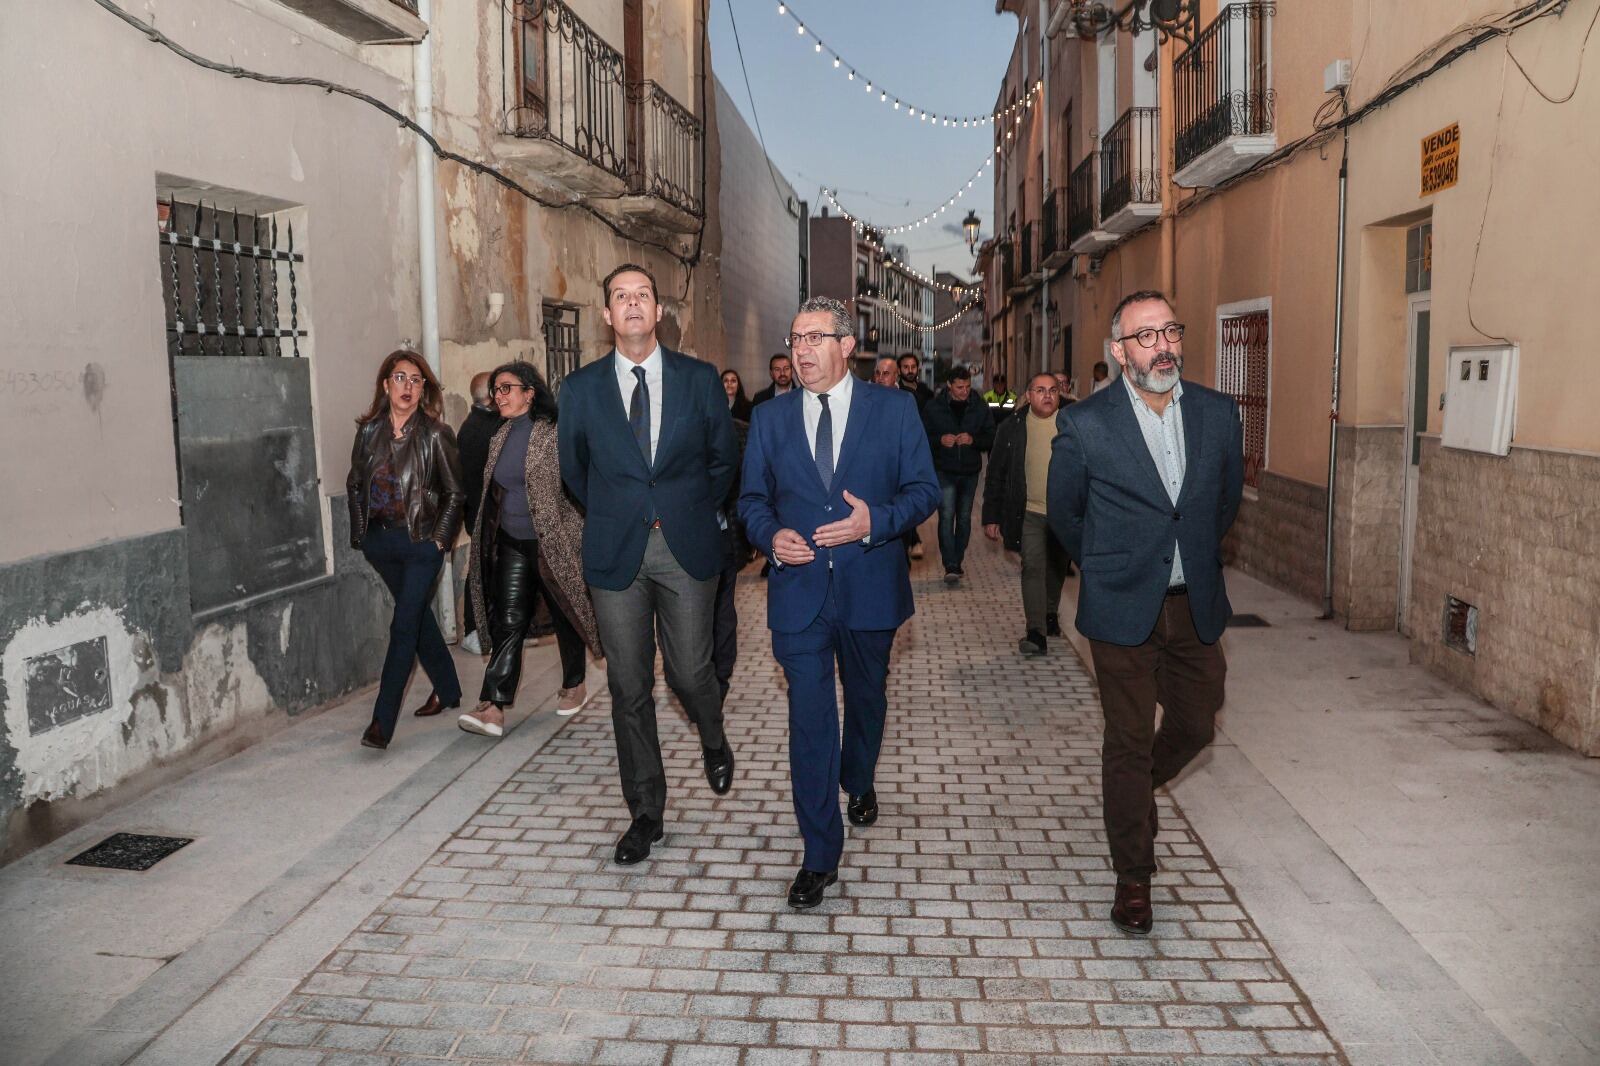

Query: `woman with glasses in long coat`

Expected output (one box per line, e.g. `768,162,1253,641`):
458,361,602,738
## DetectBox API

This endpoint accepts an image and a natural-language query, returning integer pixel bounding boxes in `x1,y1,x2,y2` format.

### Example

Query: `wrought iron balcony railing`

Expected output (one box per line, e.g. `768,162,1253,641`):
1067,154,1099,244
996,239,1016,293
635,81,704,217
502,0,627,180
1100,107,1161,219
1041,188,1065,262
1174,2,1275,173
389,0,419,13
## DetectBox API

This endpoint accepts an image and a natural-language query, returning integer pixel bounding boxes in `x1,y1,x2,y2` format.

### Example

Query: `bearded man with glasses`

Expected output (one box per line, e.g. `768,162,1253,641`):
739,297,938,909
1047,289,1244,936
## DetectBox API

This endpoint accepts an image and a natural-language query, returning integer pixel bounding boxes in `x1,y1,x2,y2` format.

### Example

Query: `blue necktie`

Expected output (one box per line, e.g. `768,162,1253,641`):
629,365,651,466
815,393,834,491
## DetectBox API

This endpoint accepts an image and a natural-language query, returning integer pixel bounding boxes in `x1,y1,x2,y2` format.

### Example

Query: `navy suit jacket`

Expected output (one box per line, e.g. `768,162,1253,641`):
739,381,939,634
558,348,739,589
1047,379,1244,646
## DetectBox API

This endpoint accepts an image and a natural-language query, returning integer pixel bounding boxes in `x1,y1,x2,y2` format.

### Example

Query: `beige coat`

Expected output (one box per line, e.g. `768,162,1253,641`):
468,418,601,658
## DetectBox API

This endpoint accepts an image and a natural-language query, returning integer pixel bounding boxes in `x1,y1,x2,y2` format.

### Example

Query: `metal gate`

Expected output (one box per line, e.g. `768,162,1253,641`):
1217,309,1269,487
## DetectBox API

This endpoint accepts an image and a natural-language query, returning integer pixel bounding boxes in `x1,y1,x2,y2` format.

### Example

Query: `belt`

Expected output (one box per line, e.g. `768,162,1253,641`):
1165,583,1188,597
649,518,662,529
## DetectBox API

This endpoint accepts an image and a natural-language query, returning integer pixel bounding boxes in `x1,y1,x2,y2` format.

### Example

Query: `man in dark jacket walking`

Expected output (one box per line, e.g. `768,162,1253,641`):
456,371,503,653
921,365,994,584
983,373,1073,653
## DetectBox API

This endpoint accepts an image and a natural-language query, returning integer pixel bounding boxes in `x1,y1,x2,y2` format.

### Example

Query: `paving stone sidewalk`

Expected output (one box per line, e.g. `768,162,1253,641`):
230,534,1344,1065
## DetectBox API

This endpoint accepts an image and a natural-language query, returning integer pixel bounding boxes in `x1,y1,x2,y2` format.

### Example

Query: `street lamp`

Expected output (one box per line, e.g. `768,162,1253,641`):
962,210,982,252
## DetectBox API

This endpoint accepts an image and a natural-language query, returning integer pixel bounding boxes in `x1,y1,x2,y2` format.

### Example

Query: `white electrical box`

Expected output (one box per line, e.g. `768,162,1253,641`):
1442,343,1518,456
1324,58,1353,92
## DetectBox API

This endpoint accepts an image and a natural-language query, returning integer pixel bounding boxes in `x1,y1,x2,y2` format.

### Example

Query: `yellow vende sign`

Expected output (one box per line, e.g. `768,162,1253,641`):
1421,123,1461,196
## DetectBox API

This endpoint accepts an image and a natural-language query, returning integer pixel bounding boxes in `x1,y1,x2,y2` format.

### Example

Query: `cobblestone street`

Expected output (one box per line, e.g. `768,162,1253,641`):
230,535,1342,1065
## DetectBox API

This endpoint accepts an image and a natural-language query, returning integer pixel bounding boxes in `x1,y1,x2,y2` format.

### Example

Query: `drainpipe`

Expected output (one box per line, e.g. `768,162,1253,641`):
414,0,456,637
1039,0,1050,375
1320,113,1350,621
1158,31,1176,296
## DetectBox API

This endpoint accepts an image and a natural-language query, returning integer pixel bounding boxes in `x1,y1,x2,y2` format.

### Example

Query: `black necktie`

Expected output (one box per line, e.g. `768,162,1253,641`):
815,393,834,491
629,365,651,466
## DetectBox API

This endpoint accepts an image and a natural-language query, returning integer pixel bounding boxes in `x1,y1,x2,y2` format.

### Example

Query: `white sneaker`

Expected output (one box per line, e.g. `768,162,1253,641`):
557,684,590,717
457,708,503,738
460,631,482,655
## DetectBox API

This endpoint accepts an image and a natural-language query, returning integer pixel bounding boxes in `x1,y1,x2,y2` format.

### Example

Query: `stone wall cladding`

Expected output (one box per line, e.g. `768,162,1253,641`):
1409,438,1600,755
1332,425,1405,631
1223,470,1327,607
0,499,390,858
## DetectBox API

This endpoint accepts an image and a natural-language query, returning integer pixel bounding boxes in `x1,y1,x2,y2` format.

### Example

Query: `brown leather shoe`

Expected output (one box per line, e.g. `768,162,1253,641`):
411,692,459,717
1111,879,1153,935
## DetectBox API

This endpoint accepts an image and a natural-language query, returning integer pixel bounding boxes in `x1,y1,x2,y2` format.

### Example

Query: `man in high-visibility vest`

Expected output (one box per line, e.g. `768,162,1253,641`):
983,374,1017,409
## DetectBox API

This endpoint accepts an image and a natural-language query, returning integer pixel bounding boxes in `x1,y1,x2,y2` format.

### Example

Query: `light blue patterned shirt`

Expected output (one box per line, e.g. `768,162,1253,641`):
1122,374,1186,587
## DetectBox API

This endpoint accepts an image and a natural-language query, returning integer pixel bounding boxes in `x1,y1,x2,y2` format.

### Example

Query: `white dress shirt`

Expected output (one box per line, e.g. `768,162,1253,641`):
801,371,854,461
1122,374,1187,587
612,346,663,456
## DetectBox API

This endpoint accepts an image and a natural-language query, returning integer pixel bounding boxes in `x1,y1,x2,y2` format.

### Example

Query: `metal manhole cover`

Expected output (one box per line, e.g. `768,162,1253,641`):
1228,614,1270,627
66,832,193,871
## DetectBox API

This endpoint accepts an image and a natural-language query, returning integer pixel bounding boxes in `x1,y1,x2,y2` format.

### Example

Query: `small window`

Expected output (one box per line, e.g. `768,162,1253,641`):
1443,595,1478,655
1406,220,1432,294
542,303,581,388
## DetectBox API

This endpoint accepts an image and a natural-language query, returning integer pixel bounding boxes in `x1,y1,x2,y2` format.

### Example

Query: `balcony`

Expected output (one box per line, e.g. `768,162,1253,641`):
1041,188,1071,269
604,81,704,234
272,0,426,42
498,0,629,198
996,239,1016,295
1067,154,1115,254
1173,2,1276,188
1017,220,1040,285
1100,107,1162,234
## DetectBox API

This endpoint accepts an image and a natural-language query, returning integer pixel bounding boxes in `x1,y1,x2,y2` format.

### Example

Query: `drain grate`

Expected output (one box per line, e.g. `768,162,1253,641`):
1228,613,1271,628
66,832,193,871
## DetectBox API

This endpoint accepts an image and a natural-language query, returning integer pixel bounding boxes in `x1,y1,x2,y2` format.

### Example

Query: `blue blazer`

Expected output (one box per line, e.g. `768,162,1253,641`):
739,382,939,634
1047,380,1244,646
558,348,739,589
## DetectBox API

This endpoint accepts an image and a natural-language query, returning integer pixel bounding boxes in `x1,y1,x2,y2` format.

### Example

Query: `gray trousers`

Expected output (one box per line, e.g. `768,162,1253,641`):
1021,510,1068,633
590,528,727,821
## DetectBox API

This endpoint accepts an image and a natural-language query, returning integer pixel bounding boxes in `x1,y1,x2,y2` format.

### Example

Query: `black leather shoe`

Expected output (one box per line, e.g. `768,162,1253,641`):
1111,879,1154,935
411,692,460,717
787,867,838,910
360,722,389,750
614,814,664,866
847,790,879,827
1018,630,1047,655
1046,613,1063,638
703,744,735,795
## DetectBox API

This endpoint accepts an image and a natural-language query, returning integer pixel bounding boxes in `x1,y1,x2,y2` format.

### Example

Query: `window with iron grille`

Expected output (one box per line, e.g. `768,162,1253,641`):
157,194,324,615
1217,307,1270,489
542,303,581,388
1406,220,1432,294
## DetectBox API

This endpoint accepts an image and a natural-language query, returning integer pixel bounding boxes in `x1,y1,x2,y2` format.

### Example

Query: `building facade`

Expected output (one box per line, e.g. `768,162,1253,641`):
0,0,735,858
808,210,935,376
982,0,1600,755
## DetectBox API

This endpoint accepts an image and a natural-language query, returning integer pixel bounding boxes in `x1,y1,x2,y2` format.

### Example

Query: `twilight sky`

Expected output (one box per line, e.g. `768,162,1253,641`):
709,0,1022,284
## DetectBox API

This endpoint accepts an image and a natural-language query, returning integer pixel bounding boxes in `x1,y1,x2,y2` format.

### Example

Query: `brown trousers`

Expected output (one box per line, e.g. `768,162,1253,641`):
1089,591,1227,882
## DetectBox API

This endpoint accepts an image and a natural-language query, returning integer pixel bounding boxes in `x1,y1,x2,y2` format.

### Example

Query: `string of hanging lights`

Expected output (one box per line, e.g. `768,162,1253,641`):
774,1,1042,129
882,295,983,335
862,241,982,299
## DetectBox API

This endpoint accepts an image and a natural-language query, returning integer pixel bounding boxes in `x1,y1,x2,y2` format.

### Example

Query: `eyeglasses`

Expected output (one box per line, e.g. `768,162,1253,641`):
389,372,425,387
784,331,846,349
1125,324,1186,348
492,383,531,396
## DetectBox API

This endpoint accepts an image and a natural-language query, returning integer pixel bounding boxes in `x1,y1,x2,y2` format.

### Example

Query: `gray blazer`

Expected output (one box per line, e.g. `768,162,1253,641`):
1047,379,1244,646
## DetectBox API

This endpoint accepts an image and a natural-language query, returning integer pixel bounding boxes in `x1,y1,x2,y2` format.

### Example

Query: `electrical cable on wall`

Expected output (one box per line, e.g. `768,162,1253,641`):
723,0,796,212
88,0,706,291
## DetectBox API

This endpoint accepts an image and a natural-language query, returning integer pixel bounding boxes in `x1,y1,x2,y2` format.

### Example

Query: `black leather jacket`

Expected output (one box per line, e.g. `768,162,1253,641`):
346,412,466,550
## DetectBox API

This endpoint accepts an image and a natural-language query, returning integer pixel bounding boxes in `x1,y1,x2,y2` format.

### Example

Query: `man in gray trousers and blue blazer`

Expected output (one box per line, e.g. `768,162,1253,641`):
1048,289,1244,935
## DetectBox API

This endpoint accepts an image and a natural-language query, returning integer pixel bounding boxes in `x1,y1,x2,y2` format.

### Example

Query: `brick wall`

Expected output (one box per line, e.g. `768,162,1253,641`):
1332,425,1405,631
1223,470,1327,607
1408,438,1600,756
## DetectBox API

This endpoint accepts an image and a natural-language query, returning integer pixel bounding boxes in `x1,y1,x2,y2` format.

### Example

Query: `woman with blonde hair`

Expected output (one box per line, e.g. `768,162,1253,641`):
346,349,465,750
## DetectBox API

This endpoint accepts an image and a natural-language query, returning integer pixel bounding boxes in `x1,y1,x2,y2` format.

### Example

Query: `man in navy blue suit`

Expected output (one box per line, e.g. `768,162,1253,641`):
740,296,939,909
558,264,740,867
1048,289,1244,935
